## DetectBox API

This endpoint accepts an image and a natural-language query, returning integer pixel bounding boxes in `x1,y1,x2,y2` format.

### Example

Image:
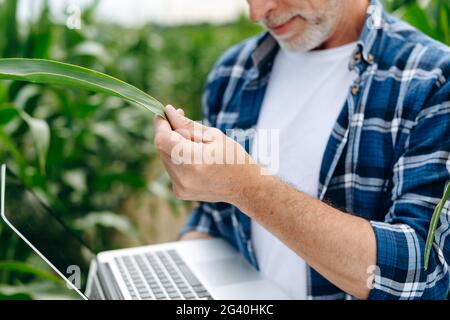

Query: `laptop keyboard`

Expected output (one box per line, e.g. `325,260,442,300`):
114,250,213,300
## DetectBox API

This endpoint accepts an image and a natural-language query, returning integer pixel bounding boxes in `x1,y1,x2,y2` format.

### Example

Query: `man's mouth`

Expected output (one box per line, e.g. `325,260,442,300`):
269,16,300,36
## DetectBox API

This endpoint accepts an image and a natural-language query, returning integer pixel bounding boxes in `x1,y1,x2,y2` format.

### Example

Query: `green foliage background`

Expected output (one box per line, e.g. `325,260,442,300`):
0,0,448,299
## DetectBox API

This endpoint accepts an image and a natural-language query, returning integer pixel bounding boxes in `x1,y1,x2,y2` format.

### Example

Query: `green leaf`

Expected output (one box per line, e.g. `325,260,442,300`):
0,106,19,125
0,261,63,284
0,105,49,173
0,0,20,57
424,182,450,270
0,282,80,300
13,84,41,109
439,2,450,45
401,3,437,39
18,110,50,174
0,81,8,102
0,58,165,117
72,211,140,238
0,126,27,175
0,291,33,300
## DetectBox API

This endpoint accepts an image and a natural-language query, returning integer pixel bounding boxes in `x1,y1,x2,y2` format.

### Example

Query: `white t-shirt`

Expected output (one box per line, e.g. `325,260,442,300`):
250,42,357,299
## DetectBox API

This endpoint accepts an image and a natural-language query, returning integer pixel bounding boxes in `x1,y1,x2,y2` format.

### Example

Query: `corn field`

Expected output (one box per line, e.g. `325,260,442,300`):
0,0,448,299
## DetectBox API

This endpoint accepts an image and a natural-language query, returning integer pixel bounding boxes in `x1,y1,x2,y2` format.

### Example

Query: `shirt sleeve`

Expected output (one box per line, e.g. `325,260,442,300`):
368,79,450,300
178,202,221,239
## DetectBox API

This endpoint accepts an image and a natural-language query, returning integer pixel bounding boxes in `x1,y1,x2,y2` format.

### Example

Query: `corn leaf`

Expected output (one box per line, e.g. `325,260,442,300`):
19,110,50,173
72,211,141,239
0,107,19,126
0,282,79,300
0,261,63,285
0,58,165,117
424,182,450,270
0,105,49,173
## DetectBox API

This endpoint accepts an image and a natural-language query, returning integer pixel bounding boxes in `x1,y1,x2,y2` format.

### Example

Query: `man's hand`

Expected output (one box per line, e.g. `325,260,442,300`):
154,105,376,299
154,105,257,205
179,231,213,241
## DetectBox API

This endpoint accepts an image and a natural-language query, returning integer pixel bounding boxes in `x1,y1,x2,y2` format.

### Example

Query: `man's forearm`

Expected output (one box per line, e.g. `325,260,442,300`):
229,164,377,299
180,231,213,241
155,106,377,299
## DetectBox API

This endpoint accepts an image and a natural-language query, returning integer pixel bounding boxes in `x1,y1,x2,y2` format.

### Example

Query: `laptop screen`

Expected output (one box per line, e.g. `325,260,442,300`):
0,164,96,298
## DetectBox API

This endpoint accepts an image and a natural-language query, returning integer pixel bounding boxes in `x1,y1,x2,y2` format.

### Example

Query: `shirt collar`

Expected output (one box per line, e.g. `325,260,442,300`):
357,0,385,65
251,32,279,78
251,0,386,73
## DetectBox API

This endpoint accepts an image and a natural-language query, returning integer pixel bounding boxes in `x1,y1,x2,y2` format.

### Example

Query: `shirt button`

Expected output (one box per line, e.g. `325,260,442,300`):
353,52,362,63
351,85,360,96
368,54,375,63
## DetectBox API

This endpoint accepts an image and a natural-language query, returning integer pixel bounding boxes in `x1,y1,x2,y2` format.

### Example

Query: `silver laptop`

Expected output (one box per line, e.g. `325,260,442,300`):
0,164,289,300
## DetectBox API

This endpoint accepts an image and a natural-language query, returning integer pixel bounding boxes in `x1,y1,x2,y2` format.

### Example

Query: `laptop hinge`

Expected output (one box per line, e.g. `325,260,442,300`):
96,262,124,300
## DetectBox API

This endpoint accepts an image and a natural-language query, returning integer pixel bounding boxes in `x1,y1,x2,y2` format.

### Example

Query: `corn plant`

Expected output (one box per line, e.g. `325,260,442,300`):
0,58,165,177
384,0,450,44
424,183,450,270
0,59,164,115
0,0,261,299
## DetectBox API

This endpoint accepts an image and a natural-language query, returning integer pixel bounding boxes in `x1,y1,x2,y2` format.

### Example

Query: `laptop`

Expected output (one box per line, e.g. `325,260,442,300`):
0,164,289,300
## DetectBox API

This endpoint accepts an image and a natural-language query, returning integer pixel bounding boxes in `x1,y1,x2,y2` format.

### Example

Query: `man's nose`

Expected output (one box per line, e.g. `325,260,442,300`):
248,0,278,22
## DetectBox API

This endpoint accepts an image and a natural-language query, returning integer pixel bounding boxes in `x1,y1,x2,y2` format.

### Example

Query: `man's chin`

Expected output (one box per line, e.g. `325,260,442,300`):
271,30,295,42
273,32,310,53
274,25,333,53
278,43,308,53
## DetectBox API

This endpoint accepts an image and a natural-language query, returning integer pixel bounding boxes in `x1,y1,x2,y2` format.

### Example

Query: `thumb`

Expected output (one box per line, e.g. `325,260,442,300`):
165,105,212,142
177,108,185,117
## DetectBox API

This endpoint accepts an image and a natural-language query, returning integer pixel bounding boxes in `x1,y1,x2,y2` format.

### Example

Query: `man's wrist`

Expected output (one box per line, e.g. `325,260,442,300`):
227,163,266,213
179,231,213,241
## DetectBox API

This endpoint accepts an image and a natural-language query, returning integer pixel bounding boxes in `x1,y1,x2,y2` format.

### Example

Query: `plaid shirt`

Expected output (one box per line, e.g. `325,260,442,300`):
180,0,450,300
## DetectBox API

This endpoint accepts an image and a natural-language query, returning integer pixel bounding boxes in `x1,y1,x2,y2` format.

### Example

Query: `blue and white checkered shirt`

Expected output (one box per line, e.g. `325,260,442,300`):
180,0,450,300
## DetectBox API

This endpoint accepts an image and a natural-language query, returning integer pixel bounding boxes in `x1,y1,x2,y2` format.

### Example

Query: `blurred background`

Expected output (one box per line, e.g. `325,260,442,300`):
0,0,448,299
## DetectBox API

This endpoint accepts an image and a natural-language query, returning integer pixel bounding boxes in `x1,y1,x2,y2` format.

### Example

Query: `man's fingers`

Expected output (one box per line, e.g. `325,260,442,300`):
154,115,185,155
166,105,193,132
154,114,172,133
155,108,209,159
156,131,185,156
165,105,212,142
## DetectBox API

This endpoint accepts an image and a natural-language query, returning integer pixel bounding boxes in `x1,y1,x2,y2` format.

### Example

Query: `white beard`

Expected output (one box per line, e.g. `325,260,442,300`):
263,1,340,53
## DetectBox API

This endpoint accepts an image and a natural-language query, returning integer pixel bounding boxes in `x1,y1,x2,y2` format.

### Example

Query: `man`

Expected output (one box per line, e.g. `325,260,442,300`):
154,0,450,299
